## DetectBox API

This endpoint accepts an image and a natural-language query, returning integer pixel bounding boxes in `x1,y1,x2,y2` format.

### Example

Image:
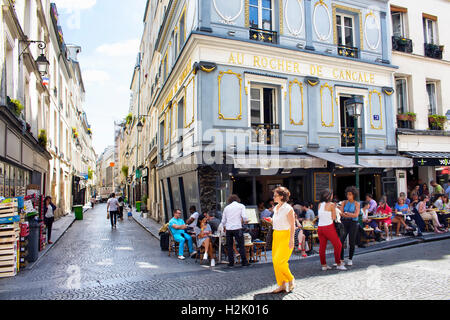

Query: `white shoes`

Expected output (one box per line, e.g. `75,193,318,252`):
203,251,208,260
346,260,353,266
178,255,185,260
210,259,215,267
336,264,347,271
322,265,332,271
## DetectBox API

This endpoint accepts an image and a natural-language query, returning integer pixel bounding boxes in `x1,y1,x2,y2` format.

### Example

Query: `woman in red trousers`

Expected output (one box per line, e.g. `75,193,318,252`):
317,189,347,271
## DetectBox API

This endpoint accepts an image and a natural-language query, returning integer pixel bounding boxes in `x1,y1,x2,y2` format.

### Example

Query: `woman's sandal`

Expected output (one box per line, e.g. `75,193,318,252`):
272,285,287,294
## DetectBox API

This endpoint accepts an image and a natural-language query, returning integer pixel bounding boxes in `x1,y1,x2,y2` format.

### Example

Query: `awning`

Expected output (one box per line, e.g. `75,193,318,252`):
403,152,450,167
229,154,327,169
307,152,368,168
308,152,413,168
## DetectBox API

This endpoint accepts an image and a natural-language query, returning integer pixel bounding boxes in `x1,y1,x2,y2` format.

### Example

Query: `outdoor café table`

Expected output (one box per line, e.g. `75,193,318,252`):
211,233,227,264
302,225,318,253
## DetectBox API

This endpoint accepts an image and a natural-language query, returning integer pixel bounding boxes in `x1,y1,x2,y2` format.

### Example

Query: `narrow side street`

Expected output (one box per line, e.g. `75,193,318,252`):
0,203,448,300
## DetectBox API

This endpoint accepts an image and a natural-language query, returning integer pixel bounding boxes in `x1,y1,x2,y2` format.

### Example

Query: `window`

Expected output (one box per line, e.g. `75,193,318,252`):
163,53,168,80
179,10,185,48
336,13,355,47
250,85,278,145
395,78,408,114
423,18,436,44
426,82,437,115
249,0,273,30
391,12,405,37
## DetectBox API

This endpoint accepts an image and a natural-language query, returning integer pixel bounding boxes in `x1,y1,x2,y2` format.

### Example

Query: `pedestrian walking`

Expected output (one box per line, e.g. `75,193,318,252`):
221,194,250,268
337,186,360,266
118,196,124,221
43,196,57,244
317,189,346,271
107,193,120,229
266,187,296,293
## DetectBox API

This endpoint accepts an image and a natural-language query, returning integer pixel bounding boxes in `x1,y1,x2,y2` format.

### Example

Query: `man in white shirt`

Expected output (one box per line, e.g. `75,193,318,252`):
107,193,120,229
221,194,250,267
186,205,200,232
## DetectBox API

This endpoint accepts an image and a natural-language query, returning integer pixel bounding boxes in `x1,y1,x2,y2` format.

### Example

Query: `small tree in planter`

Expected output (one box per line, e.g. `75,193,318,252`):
121,165,129,178
38,130,47,148
141,195,148,213
428,115,446,130
10,99,24,117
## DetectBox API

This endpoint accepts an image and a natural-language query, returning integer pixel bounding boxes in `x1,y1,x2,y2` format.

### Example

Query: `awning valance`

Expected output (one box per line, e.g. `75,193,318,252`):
230,154,327,169
308,152,413,168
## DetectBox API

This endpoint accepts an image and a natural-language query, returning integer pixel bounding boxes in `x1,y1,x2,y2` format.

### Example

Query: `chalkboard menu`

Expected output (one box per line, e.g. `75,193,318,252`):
314,172,331,202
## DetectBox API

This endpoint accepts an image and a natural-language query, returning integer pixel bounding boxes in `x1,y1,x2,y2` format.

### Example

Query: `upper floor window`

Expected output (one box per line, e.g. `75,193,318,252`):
249,0,273,31
336,14,354,48
423,16,437,44
426,81,437,115
395,78,408,114
391,12,405,38
179,10,186,48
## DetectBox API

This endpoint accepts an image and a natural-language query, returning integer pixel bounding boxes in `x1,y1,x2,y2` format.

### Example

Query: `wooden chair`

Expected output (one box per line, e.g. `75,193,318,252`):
423,219,434,232
254,242,267,262
167,227,179,257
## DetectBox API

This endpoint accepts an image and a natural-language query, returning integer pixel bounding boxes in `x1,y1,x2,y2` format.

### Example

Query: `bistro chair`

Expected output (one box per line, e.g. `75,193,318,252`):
423,218,434,232
168,227,181,257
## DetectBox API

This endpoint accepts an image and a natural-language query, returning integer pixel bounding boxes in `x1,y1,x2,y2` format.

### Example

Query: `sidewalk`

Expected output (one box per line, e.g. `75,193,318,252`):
131,209,163,241
132,209,450,267
26,205,91,270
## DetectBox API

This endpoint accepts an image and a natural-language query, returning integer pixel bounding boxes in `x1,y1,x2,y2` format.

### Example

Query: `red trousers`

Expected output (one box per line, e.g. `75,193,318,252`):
318,224,342,265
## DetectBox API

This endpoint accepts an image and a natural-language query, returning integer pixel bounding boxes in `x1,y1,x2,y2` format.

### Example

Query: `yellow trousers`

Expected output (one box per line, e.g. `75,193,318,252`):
272,230,294,286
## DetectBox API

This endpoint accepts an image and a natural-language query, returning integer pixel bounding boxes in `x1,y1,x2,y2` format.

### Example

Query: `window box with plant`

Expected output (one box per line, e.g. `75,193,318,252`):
38,129,47,148
428,114,446,130
397,112,416,121
7,97,24,117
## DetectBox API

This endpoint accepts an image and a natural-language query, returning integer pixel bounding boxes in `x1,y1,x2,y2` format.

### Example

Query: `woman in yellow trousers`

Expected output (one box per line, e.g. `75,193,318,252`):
268,187,296,293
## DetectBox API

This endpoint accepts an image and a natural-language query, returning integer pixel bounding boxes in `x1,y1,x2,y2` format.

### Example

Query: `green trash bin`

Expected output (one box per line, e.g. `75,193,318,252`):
136,201,142,212
73,205,84,220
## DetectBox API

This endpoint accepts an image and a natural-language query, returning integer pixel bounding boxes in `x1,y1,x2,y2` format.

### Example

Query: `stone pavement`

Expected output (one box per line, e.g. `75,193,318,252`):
0,202,448,300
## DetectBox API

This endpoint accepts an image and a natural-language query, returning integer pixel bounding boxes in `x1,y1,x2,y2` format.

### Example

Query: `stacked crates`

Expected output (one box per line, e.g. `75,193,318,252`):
0,199,20,278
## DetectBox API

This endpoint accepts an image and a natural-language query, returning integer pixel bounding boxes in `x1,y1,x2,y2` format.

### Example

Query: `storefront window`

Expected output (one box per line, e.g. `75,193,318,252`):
0,161,31,198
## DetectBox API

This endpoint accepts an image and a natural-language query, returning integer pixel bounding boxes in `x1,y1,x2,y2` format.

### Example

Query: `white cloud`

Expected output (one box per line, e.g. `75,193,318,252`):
96,39,140,57
83,70,110,84
53,0,97,10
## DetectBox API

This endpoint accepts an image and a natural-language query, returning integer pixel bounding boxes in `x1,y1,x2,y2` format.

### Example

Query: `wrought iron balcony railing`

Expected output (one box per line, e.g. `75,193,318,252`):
341,127,363,148
392,36,413,53
424,43,444,59
251,123,280,145
249,28,278,44
337,45,359,58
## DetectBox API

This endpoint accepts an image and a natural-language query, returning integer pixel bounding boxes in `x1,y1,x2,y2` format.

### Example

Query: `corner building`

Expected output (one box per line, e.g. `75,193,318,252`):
145,0,411,222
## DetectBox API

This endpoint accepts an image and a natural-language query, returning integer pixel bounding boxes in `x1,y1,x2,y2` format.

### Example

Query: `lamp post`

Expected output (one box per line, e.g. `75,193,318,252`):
345,96,364,200
20,40,50,76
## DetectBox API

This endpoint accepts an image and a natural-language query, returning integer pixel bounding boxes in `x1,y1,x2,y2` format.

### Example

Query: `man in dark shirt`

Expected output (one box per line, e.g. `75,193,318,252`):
206,211,221,234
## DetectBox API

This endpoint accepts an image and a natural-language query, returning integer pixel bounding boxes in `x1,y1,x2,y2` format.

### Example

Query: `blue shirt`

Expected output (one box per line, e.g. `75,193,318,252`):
260,209,272,219
169,218,186,236
344,201,358,221
446,185,450,197
394,203,409,218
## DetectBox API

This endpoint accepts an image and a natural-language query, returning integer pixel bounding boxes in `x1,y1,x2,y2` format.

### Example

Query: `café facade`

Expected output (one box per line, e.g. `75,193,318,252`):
152,0,412,221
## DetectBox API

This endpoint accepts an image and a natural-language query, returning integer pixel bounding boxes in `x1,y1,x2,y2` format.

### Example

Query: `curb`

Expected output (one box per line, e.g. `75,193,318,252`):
27,207,91,270
132,215,161,241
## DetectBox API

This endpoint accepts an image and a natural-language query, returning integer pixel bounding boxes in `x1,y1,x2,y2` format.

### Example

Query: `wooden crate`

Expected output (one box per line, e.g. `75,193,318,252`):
0,235,16,244
0,265,17,278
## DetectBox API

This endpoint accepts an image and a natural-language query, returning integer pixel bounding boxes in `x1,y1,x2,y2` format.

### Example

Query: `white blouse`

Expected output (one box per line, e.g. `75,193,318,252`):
273,202,293,231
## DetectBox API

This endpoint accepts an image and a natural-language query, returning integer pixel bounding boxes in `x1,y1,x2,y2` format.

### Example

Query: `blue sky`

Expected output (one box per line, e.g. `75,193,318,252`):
54,0,147,155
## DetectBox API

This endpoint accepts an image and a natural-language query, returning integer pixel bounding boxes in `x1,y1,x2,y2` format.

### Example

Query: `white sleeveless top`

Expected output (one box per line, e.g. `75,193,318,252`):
318,202,334,227
273,202,293,230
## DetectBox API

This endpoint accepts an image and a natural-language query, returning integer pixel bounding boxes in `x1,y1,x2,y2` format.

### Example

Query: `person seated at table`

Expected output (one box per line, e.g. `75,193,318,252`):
294,211,307,257
417,195,446,234
206,211,221,234
436,194,450,229
433,194,444,211
409,193,425,234
399,192,411,206
302,202,316,221
365,194,378,216
168,209,197,260
194,214,216,267
356,202,371,247
393,197,413,236
376,196,393,240
260,201,273,220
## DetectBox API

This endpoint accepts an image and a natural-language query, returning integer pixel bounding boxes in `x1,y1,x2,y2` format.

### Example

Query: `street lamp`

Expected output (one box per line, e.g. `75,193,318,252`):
345,96,364,200
36,53,50,76
137,120,144,133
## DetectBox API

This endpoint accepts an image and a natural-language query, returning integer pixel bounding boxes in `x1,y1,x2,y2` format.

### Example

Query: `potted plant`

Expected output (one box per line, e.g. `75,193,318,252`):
121,165,129,178
428,114,446,130
38,129,47,148
9,99,24,117
26,122,31,132
397,112,416,121
141,195,148,213
126,113,133,125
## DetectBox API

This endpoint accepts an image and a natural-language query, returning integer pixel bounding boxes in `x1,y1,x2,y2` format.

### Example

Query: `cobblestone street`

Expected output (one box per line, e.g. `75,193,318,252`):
0,204,448,300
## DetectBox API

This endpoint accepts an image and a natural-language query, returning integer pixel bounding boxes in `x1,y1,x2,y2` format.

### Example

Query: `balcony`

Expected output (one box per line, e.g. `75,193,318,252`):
341,127,362,148
251,123,280,146
249,28,277,44
424,43,444,59
337,45,359,58
392,36,413,53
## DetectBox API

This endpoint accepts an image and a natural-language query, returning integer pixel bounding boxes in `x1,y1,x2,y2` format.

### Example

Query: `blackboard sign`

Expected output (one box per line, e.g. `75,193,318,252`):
314,172,331,202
